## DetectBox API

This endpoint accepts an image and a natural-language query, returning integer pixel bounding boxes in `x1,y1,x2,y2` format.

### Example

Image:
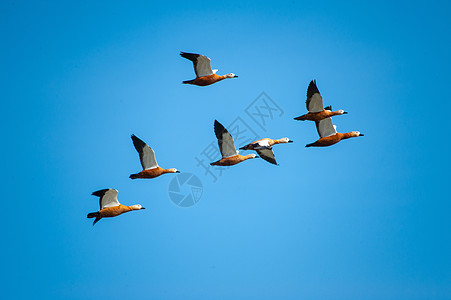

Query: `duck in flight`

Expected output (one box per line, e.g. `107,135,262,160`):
180,52,238,86
129,134,179,179
87,189,145,226
239,137,293,165
305,117,364,147
294,80,347,121
210,120,258,166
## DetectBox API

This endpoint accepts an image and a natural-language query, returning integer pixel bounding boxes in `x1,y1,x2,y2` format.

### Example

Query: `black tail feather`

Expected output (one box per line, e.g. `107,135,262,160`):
87,212,100,218
129,173,139,179
294,115,306,121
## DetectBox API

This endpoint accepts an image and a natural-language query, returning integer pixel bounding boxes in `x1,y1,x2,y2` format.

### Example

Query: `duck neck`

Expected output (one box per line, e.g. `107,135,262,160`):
128,205,140,211
163,168,177,174
341,132,354,140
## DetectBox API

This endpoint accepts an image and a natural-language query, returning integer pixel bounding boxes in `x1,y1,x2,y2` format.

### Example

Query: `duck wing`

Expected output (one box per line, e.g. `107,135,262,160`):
180,52,214,77
214,120,238,158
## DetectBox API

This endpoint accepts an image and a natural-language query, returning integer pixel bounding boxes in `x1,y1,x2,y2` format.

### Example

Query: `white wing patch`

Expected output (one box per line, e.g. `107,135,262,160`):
195,55,214,77
256,148,277,165
308,93,324,113
317,118,337,138
141,145,158,170
100,189,120,209
220,132,239,158
254,139,270,149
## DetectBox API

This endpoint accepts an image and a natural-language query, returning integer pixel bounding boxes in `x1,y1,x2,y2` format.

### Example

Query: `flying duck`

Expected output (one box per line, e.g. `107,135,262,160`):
294,80,347,121
129,134,179,179
239,138,293,165
305,117,364,147
180,52,238,86
87,189,145,226
210,120,257,166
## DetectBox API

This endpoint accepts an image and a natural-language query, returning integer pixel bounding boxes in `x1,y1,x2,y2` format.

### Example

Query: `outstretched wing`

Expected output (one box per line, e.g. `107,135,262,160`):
131,134,158,170
256,148,277,165
306,80,324,113
180,52,214,77
315,117,337,138
92,188,120,209
214,120,238,158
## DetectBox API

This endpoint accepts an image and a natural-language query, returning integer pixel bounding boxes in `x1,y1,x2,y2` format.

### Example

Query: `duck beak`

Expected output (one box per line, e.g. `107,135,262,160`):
176,170,181,173
255,156,260,158
343,111,349,114
141,207,146,209
234,75,239,78
288,140,294,143
359,133,364,136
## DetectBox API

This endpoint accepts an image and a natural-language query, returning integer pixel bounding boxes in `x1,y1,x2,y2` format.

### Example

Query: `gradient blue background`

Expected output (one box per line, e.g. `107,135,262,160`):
1,1,450,299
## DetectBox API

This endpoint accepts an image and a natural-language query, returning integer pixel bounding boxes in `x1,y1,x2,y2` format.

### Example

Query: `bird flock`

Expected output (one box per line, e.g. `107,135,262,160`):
87,52,364,225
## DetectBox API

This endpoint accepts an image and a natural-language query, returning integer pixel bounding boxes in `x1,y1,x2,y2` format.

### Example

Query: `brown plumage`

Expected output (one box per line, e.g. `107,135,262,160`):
239,138,293,150
210,154,256,166
129,134,179,179
239,137,293,165
294,80,347,121
305,117,364,147
210,120,257,166
130,166,178,179
87,189,145,226
180,52,238,86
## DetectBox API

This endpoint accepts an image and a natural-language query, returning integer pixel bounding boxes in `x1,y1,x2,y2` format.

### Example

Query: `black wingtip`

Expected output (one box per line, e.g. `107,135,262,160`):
180,52,199,61
214,120,226,139
130,134,147,153
91,189,109,197
307,80,320,99
93,217,101,226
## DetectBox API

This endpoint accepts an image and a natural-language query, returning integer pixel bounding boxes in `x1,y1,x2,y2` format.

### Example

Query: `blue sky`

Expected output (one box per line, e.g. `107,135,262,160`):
1,1,450,299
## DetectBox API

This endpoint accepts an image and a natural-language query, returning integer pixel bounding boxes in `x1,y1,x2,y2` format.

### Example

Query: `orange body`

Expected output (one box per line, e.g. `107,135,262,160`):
306,132,358,147
243,138,283,150
295,110,343,122
130,167,175,179
184,74,226,86
99,205,133,218
210,154,253,166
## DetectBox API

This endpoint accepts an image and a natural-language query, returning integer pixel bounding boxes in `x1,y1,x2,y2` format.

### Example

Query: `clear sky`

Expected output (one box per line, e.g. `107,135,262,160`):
1,1,450,299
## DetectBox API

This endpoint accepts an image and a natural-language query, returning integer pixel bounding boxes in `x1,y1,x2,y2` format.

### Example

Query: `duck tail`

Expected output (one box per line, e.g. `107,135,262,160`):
182,79,194,84
87,212,100,218
87,212,101,226
305,142,316,148
129,173,139,179
293,115,306,121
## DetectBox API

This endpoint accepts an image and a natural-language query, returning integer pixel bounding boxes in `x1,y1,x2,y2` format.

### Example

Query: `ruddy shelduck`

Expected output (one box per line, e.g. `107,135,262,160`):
239,137,293,165
87,189,145,226
129,134,180,179
294,80,348,122
180,52,238,86
305,117,364,147
210,120,257,166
